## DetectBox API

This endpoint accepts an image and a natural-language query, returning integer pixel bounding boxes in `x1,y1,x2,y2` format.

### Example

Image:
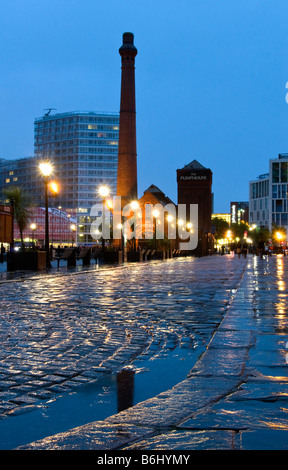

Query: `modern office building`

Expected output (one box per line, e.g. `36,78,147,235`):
230,201,249,224
0,111,119,245
0,156,39,199
34,111,119,245
249,154,288,234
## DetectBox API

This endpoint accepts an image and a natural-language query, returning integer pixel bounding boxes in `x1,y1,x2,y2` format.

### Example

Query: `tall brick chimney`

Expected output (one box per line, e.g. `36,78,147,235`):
116,32,138,208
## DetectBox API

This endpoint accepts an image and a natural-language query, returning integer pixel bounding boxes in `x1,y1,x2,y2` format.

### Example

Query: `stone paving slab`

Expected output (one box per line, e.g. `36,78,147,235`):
16,255,249,449
0,256,245,420
17,254,288,450
3,254,288,450
0,255,248,449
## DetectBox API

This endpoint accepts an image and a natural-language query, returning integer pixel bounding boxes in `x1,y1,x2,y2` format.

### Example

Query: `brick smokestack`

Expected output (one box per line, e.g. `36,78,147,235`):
116,32,138,208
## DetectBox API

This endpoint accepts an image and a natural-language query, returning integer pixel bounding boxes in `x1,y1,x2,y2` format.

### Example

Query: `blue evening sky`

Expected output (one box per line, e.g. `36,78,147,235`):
1,0,288,213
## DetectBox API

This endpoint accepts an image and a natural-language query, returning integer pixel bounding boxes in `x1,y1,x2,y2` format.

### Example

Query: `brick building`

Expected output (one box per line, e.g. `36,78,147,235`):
177,160,213,255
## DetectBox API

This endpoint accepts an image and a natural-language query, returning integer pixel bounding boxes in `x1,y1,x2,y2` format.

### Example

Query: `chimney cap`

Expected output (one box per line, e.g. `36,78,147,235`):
119,32,137,55
123,32,134,44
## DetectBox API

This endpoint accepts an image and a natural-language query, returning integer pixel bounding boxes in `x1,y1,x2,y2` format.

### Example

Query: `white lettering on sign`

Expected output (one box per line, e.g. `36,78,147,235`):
179,175,207,181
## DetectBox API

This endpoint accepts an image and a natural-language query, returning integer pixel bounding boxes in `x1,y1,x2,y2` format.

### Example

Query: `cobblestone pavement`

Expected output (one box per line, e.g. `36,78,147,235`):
0,255,247,449
3,254,288,450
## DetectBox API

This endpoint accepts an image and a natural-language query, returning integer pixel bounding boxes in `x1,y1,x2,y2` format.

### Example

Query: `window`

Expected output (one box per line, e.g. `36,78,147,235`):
272,162,279,183
276,200,283,212
281,162,288,182
282,213,288,225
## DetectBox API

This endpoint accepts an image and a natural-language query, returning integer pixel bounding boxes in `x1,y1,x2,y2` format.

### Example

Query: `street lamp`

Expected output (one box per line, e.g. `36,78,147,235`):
39,162,53,268
152,209,159,250
30,223,37,246
48,181,60,245
70,224,76,247
130,200,139,252
226,230,233,253
49,181,59,195
98,185,110,253
98,185,110,199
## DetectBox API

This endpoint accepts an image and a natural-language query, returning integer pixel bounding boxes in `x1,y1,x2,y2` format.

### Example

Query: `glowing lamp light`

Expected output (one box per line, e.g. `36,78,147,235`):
49,181,59,194
39,161,53,268
131,200,139,210
98,185,110,198
39,162,53,177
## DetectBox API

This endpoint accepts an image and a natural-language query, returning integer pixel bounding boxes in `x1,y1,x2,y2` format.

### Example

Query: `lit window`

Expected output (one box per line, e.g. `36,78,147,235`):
5,178,10,183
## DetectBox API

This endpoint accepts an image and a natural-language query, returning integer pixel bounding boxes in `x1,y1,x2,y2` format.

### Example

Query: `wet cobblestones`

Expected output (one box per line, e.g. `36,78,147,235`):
0,256,246,435
16,254,288,450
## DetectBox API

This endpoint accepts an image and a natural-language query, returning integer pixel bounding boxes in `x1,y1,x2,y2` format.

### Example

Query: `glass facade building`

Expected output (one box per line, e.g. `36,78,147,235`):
249,154,288,233
0,156,43,204
34,111,119,208
0,111,119,245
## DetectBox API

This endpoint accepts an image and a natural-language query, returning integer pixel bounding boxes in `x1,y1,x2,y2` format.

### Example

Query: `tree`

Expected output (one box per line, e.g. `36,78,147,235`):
250,226,270,246
3,187,32,250
211,217,229,241
230,221,250,240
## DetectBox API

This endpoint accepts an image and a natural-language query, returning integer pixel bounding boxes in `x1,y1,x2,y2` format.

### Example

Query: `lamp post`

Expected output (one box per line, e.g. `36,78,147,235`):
152,209,159,251
39,162,53,268
167,214,174,254
276,231,284,254
30,223,37,246
98,185,110,254
226,230,233,253
130,200,139,252
70,224,76,247
48,181,59,245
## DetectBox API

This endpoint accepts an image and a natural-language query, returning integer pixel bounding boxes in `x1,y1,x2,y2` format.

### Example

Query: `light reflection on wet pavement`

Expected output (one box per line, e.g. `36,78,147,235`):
0,255,245,448
2,254,288,449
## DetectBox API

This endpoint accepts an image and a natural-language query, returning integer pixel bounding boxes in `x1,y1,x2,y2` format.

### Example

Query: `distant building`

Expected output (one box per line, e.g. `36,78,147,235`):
0,110,119,245
177,160,213,255
137,184,176,250
212,213,231,224
0,156,41,203
249,154,288,234
13,207,77,247
230,201,249,224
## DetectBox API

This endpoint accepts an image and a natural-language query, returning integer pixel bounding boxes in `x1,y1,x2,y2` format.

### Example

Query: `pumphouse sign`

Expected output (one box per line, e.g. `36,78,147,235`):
177,170,209,182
